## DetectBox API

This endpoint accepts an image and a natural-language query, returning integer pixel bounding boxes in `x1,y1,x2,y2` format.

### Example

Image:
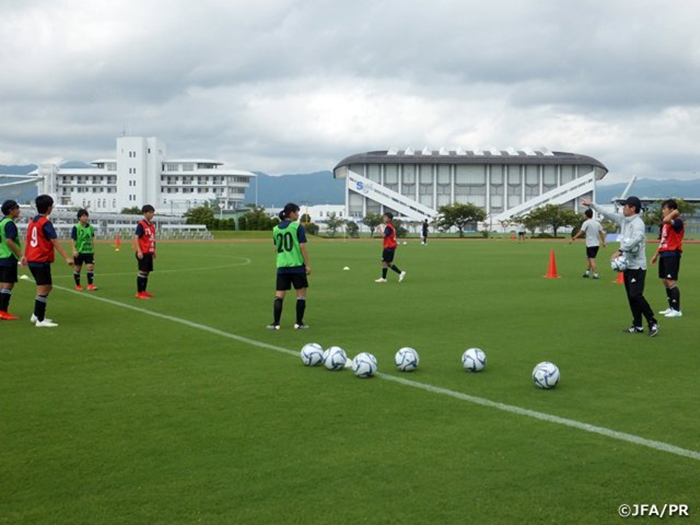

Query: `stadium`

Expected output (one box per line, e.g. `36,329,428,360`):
333,147,608,223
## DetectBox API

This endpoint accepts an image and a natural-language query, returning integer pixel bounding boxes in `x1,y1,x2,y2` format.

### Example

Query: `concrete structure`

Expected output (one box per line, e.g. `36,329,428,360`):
25,137,255,215
333,147,608,223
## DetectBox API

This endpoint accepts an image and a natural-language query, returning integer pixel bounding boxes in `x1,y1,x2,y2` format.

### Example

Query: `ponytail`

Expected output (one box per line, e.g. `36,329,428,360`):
280,202,300,220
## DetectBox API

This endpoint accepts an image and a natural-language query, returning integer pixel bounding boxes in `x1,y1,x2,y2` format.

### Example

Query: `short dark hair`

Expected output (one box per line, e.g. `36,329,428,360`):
383,212,394,220
661,199,678,210
35,194,54,214
77,208,89,219
584,209,593,218
1,199,19,215
141,204,155,214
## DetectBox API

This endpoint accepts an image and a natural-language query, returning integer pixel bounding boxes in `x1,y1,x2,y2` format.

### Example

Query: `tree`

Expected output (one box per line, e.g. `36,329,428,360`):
436,203,487,237
300,213,311,224
527,204,580,237
184,205,214,226
346,221,360,238
305,222,319,235
498,218,514,233
643,198,698,230
242,206,274,230
120,206,141,215
325,212,345,237
393,218,408,238
363,212,383,238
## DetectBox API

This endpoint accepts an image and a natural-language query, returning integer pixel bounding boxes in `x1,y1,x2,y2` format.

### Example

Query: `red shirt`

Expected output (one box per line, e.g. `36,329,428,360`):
136,219,156,254
658,219,684,253
26,216,55,263
383,223,397,249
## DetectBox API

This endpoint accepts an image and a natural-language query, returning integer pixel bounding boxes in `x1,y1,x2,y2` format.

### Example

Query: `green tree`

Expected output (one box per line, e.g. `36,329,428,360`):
120,206,141,215
184,205,215,227
346,221,360,238
242,206,274,230
305,222,319,235
436,203,487,237
393,218,408,238
324,212,345,237
527,204,580,237
363,212,383,238
300,213,311,224
643,199,698,229
238,216,247,231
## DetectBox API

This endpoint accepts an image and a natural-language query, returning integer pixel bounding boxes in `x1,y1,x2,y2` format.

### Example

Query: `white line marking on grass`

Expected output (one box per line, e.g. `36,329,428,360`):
53,257,252,279
55,284,700,463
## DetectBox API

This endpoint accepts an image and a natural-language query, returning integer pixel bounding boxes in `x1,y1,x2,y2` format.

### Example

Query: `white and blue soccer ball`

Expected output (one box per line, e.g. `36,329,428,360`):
352,352,378,378
323,346,348,371
532,361,560,389
611,255,628,272
395,347,420,372
462,348,487,372
300,343,324,366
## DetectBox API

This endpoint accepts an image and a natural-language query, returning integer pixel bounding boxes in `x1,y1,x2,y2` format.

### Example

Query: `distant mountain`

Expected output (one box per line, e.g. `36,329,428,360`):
244,171,344,207
596,179,700,203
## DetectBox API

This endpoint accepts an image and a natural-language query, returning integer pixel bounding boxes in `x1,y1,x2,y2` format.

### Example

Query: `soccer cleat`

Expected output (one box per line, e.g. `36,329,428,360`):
658,308,672,315
35,319,58,328
664,309,682,318
143,291,154,298
294,323,309,330
0,310,19,320
87,284,99,291
399,271,407,282
374,278,387,283
648,323,659,337
582,273,590,278
75,285,83,291
592,274,599,280
266,323,280,330
30,314,52,324
135,292,151,299
622,326,644,333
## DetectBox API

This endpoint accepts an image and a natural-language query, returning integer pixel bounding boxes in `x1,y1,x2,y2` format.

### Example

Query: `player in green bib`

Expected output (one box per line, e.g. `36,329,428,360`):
267,203,311,330
0,200,23,320
71,209,98,291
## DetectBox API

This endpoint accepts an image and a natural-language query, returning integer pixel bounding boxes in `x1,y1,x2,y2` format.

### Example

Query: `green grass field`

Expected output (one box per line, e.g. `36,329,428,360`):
2,237,698,524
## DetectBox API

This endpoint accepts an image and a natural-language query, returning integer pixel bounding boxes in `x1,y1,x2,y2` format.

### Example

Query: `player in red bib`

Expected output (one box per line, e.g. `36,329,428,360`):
133,204,157,299
651,199,684,317
23,195,74,327
374,212,406,283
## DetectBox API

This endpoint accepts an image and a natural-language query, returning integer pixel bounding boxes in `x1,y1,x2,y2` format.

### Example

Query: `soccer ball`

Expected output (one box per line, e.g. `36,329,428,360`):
395,347,420,372
300,343,324,366
611,255,628,272
462,348,487,372
352,352,378,378
532,361,560,389
323,346,348,371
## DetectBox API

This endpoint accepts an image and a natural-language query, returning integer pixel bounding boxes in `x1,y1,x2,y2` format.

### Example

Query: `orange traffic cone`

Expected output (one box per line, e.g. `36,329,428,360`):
613,271,624,284
543,249,560,278
115,231,121,252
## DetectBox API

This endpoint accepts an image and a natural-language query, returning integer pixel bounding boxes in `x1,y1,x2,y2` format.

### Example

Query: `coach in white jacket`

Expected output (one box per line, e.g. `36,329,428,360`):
581,196,659,337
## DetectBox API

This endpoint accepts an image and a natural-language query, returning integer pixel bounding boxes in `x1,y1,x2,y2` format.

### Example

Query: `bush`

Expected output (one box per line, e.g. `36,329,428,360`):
305,223,319,235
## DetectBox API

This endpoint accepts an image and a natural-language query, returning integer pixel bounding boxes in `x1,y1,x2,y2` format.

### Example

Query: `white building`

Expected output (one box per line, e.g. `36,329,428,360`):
30,136,255,215
333,147,608,223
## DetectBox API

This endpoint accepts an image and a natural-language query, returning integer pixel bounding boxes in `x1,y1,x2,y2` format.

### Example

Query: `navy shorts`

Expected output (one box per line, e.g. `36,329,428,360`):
136,253,154,273
276,272,309,291
0,263,18,284
658,254,681,281
382,248,396,263
586,246,600,259
29,264,52,286
74,253,94,266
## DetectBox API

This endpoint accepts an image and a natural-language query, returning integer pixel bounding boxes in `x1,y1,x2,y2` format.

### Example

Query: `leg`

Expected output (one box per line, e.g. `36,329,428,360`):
73,264,82,287
295,288,307,326
623,270,642,328
86,262,95,287
272,290,286,327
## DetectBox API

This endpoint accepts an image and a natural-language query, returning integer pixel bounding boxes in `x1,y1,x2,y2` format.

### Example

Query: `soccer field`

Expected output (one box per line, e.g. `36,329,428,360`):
2,238,698,524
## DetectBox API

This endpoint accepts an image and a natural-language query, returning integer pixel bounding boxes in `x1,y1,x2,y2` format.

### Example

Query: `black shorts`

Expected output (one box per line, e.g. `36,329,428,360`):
276,272,309,291
29,264,52,286
382,248,396,263
136,253,154,273
658,254,681,281
0,263,18,284
586,246,600,259
74,253,94,266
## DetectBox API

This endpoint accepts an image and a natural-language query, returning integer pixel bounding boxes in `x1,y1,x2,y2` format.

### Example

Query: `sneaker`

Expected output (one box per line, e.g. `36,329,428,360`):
36,319,58,327
664,309,682,318
75,285,83,291
374,278,387,283
658,308,672,315
135,292,150,299
648,323,659,337
266,323,280,330
399,271,407,282
294,323,309,330
87,284,99,291
622,326,644,333
0,310,18,320
30,314,52,324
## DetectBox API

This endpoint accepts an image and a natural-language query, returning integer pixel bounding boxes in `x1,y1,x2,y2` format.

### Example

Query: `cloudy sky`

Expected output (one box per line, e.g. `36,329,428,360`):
1,0,698,183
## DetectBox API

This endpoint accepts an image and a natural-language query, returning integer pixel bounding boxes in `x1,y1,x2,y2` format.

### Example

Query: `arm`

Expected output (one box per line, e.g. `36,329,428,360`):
569,229,584,244
133,235,143,259
6,238,22,259
51,239,73,265
300,243,311,275
618,219,646,255
662,209,679,224
70,227,78,257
